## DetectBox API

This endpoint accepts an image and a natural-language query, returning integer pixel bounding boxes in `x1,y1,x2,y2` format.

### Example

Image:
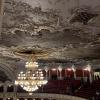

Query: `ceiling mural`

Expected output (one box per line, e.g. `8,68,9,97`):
0,0,100,71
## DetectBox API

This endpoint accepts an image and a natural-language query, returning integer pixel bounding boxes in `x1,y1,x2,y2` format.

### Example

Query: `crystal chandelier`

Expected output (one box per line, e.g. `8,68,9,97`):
15,55,48,92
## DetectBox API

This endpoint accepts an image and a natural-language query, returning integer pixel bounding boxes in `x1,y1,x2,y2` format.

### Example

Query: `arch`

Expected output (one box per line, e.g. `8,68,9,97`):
0,63,16,81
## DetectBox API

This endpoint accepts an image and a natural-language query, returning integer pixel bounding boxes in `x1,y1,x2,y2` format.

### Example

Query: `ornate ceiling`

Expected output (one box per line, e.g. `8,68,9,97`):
0,0,100,80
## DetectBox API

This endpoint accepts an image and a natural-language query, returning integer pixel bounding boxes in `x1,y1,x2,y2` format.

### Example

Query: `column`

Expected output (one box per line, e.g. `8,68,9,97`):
0,0,5,38
89,71,92,83
58,66,62,80
88,65,92,83
73,70,76,79
45,70,48,79
14,85,17,92
82,69,84,78
65,69,67,78
44,66,49,79
85,64,92,83
3,85,7,92
72,65,76,79
3,84,7,100
49,70,51,80
13,85,17,100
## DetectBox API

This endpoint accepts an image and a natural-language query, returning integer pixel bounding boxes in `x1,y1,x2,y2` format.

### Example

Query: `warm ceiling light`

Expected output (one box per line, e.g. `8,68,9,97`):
67,68,72,71
83,64,91,72
52,68,56,71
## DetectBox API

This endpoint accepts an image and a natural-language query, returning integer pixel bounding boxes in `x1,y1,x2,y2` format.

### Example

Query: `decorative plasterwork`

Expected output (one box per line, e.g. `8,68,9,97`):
0,0,100,74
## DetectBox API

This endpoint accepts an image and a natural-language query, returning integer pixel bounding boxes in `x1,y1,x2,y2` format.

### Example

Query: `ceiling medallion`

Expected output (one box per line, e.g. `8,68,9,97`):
15,54,48,92
13,46,52,58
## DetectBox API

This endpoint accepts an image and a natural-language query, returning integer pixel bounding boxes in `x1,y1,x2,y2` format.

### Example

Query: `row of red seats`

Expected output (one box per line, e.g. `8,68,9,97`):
75,79,100,99
37,80,81,94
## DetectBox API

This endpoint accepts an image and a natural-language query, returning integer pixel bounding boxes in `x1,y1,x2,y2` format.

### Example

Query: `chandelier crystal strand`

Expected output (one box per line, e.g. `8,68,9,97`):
15,54,48,92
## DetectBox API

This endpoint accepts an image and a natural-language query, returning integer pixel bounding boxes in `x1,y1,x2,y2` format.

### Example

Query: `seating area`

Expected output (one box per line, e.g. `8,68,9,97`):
37,80,81,94
75,79,100,100
0,79,81,95
1,74,100,100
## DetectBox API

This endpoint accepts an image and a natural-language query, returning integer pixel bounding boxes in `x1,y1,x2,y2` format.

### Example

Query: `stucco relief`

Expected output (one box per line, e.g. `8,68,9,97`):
0,0,100,70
